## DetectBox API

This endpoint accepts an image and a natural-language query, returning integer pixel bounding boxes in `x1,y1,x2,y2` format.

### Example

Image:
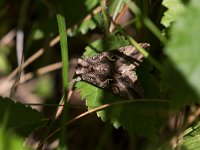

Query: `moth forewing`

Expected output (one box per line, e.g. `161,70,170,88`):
76,43,150,100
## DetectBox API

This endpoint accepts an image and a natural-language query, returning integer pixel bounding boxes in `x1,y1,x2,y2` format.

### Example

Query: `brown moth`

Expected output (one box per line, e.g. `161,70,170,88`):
75,43,150,100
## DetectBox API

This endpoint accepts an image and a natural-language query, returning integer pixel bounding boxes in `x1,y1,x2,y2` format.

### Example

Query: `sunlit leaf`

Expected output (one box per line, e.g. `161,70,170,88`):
161,0,185,27
0,96,46,137
76,81,168,139
163,0,200,107
180,121,200,149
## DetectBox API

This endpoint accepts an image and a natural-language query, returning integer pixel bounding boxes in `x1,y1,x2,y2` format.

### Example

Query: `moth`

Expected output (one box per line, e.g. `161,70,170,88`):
75,43,150,100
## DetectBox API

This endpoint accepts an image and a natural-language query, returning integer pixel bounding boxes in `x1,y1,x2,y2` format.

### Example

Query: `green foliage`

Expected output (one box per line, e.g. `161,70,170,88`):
83,34,130,57
63,0,125,36
56,13,69,148
2,0,200,149
32,29,44,40
57,14,69,90
182,121,200,149
163,0,200,107
76,81,168,140
33,75,54,98
0,46,11,74
76,14,101,35
74,1,200,147
161,0,185,27
0,96,45,137
0,54,11,74
75,35,168,139
0,126,32,150
137,61,160,99
107,0,123,15
60,0,100,36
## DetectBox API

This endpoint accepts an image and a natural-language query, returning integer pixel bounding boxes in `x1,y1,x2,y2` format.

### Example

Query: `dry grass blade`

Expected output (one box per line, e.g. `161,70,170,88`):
3,6,101,84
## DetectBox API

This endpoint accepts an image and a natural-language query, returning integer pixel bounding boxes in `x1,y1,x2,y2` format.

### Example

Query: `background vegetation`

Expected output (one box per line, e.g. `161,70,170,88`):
0,0,200,149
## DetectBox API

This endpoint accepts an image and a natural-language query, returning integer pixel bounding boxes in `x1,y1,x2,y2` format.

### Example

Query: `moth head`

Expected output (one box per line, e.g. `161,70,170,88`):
76,58,93,74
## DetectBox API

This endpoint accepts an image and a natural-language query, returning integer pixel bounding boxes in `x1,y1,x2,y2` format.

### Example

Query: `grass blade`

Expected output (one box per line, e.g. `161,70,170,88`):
57,14,69,92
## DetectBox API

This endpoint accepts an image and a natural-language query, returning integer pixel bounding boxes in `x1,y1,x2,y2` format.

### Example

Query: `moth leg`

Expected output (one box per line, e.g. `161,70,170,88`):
106,54,115,61
99,78,113,88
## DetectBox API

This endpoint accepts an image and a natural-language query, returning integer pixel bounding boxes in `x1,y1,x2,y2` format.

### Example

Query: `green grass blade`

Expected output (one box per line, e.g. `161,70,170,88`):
117,26,163,72
56,14,69,150
56,14,69,92
125,0,167,44
100,0,110,36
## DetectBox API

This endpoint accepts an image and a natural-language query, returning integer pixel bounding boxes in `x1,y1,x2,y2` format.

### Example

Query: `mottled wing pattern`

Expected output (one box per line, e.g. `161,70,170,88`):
76,43,150,100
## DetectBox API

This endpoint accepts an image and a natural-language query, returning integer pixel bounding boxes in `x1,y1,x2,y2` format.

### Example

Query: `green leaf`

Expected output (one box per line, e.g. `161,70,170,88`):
76,81,168,140
107,0,124,15
161,0,185,28
84,0,99,11
137,61,160,98
163,0,200,107
77,13,101,35
0,54,11,74
0,96,45,137
76,35,168,139
61,0,101,36
180,121,200,149
61,0,99,26
32,29,44,40
83,34,130,57
76,0,125,35
0,127,32,150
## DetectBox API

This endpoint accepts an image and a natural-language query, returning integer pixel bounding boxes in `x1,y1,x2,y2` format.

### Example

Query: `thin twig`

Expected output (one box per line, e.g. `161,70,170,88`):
39,99,169,147
4,6,101,84
0,62,62,95
21,62,62,83
0,29,15,45
55,77,81,118
109,0,124,32
24,103,85,108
